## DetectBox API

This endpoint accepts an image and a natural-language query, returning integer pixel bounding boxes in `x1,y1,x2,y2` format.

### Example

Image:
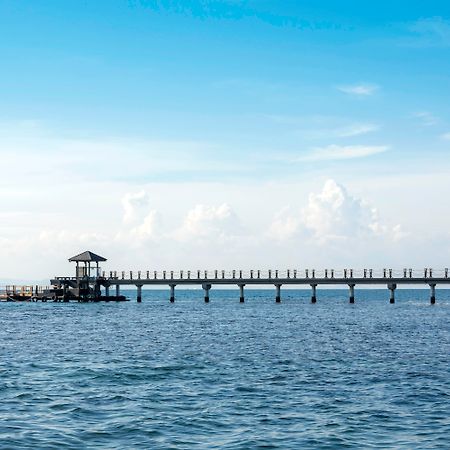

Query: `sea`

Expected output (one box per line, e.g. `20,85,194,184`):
1,288,450,449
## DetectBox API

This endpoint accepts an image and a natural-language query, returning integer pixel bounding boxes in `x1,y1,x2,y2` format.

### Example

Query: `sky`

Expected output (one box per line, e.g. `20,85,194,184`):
1,0,450,281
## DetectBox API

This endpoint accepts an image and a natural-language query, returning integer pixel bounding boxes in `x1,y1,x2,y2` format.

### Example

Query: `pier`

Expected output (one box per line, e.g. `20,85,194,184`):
44,250,450,305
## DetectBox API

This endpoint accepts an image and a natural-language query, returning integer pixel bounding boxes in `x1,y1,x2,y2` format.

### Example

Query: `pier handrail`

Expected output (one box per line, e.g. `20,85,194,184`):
99,268,449,281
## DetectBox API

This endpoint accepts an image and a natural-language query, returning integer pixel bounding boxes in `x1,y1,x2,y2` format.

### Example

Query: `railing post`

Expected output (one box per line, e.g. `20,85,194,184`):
293,269,297,278
268,270,272,279
138,271,141,280
257,270,260,279
180,270,183,279
222,270,225,279
250,270,254,279
197,270,200,279
409,268,412,278
305,269,309,278
130,271,133,280
445,268,448,278
154,271,157,279
287,269,290,278
215,270,218,279
188,270,191,279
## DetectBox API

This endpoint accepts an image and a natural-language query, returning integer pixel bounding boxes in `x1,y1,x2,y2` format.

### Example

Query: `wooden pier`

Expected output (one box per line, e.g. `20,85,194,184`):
46,251,450,305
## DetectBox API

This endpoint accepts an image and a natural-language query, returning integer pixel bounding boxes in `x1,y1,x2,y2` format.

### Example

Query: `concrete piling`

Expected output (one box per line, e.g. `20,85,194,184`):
388,283,396,304
136,284,142,303
170,284,176,303
311,284,317,303
349,284,355,304
202,283,211,303
239,284,245,303
275,284,281,303
430,283,436,305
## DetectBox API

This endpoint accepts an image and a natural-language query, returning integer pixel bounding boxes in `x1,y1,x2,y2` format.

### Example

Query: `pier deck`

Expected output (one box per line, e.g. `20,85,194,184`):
52,267,449,304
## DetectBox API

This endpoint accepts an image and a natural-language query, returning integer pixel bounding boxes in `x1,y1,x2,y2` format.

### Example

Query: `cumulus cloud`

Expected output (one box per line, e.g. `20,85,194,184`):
129,210,162,241
299,145,388,162
338,83,378,96
268,180,404,243
174,204,242,242
122,191,150,223
267,206,301,241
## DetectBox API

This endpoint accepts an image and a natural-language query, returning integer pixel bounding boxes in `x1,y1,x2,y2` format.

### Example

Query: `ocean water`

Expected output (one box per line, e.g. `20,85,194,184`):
1,289,450,449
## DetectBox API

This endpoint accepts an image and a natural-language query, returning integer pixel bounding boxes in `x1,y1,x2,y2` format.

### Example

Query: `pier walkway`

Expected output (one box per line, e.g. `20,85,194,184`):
53,265,449,304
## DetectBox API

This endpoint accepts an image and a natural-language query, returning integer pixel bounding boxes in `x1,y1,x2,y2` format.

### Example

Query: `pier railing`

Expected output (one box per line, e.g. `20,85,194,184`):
101,268,449,281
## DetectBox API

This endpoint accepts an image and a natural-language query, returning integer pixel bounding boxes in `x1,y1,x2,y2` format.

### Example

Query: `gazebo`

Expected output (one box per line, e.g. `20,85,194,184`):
69,251,107,279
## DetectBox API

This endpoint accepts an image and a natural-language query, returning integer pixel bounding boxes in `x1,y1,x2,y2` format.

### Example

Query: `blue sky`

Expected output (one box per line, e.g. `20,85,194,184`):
1,1,450,278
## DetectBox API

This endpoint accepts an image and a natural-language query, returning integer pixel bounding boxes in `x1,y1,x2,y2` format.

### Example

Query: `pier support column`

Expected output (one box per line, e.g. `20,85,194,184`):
388,283,396,304
136,284,143,303
116,284,120,297
202,283,211,303
349,284,355,304
275,284,281,303
430,283,436,305
239,284,245,303
62,284,69,302
105,284,110,298
311,284,317,304
170,284,176,303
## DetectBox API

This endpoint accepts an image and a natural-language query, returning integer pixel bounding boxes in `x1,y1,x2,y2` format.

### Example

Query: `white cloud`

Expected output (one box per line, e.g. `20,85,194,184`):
268,180,404,244
335,123,380,137
440,132,450,140
338,83,378,96
174,204,242,242
408,17,450,47
122,191,150,223
267,206,301,241
129,210,162,241
299,145,388,162
413,111,438,126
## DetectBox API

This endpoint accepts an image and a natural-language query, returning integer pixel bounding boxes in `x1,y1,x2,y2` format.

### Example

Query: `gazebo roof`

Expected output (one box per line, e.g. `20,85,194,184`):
69,251,107,263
